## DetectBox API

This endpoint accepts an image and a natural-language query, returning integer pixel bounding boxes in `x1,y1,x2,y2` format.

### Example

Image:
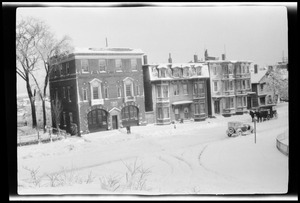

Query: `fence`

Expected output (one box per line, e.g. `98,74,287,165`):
17,128,67,146
276,130,289,156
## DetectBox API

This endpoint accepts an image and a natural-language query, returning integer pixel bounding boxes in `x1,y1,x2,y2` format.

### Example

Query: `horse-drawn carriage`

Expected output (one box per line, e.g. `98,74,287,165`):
226,121,254,137
252,104,278,121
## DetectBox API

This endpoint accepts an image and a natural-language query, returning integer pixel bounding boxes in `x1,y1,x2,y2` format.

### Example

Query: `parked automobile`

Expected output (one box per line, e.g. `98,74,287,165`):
226,121,254,137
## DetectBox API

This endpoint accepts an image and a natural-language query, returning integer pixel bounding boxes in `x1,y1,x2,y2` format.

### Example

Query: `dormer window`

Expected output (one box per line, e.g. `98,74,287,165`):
160,68,166,78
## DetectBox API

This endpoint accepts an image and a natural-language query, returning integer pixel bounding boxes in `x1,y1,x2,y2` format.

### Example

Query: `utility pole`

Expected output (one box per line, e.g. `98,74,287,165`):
105,37,108,47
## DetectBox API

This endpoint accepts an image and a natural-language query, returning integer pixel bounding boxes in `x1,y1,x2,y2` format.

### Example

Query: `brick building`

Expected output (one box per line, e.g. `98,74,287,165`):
49,47,146,135
142,55,212,125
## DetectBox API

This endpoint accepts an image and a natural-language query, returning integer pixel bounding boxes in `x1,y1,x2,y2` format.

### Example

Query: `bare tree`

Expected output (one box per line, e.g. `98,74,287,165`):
265,68,288,103
35,28,73,133
16,17,47,128
51,95,63,135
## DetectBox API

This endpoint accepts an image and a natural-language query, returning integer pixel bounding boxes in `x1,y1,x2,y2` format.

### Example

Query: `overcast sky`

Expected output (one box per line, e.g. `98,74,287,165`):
16,4,288,95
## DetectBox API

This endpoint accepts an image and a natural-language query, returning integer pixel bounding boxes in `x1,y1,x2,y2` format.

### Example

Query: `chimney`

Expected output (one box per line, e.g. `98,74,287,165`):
143,55,148,65
222,54,226,60
168,53,172,63
194,54,198,63
254,64,258,74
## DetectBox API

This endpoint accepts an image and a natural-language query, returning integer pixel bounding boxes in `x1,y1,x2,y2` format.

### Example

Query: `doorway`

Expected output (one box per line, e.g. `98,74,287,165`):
112,115,118,129
214,100,220,114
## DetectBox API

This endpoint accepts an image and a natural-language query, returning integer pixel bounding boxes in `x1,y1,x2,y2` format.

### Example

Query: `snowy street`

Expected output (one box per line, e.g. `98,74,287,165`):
18,102,288,195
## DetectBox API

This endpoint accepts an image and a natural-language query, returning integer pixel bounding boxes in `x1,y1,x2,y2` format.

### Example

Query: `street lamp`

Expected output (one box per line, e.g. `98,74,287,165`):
254,117,257,144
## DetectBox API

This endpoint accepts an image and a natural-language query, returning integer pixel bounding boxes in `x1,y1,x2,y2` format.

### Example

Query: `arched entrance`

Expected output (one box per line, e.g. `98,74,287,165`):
121,105,139,127
87,109,108,132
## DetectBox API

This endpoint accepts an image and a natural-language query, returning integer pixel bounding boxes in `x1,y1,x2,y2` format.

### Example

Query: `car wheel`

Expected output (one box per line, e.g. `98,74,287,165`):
236,129,243,136
228,127,235,135
227,133,232,137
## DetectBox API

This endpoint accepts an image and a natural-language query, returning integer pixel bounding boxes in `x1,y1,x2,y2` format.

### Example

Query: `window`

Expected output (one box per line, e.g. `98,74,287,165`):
242,80,246,89
213,66,217,75
131,59,137,70
126,84,132,97
200,103,205,113
194,103,200,115
225,97,234,108
69,112,73,124
90,79,102,101
183,67,189,77
115,59,122,71
67,87,71,102
198,83,204,94
260,97,266,105
230,97,234,108
236,65,241,74
157,107,169,119
157,85,162,98
99,59,106,72
136,84,140,96
117,86,122,97
246,80,250,89
59,64,64,76
229,81,233,90
156,84,168,98
193,83,198,95
81,59,89,73
214,81,218,92
246,65,249,73
160,69,166,78
267,95,273,104
237,97,242,107
236,80,241,90
196,67,202,76
224,81,229,91
63,112,66,126
66,62,70,74
229,65,233,74
243,97,247,106
124,78,134,98
104,86,108,99
83,88,87,101
58,64,62,76
260,84,264,92
93,86,99,99
183,84,188,95
163,85,169,98
224,64,229,75
173,83,179,95
63,87,66,99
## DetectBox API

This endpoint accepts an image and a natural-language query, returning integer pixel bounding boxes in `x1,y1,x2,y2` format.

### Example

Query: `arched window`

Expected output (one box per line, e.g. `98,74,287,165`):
123,77,134,98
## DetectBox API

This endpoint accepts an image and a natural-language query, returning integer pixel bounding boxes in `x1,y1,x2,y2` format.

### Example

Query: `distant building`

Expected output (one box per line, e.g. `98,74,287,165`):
49,47,146,135
142,54,211,125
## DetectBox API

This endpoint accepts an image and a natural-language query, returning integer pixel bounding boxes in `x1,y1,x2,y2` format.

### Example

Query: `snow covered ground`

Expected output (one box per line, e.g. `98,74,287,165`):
17,103,289,196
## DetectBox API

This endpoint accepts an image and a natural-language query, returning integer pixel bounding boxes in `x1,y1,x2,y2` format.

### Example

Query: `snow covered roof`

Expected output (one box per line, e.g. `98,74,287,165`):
73,47,144,55
206,60,252,64
251,69,268,84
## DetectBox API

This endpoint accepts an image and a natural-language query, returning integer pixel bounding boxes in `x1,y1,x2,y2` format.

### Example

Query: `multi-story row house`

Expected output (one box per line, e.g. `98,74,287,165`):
49,47,146,135
206,59,253,116
142,56,212,125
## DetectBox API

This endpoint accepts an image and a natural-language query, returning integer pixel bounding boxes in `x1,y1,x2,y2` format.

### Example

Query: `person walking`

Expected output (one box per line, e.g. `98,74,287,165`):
249,110,254,122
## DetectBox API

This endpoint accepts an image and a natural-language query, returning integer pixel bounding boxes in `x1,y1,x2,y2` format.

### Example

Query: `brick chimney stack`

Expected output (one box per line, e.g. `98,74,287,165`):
194,54,198,62
168,53,172,63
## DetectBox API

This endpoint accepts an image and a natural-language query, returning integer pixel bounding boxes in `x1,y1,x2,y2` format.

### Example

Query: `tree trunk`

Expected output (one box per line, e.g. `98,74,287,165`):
42,100,46,133
26,80,37,128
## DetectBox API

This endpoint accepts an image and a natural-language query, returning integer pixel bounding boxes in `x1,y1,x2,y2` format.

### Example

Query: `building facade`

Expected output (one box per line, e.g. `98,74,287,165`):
207,60,253,116
143,59,211,125
250,66,278,107
49,47,146,135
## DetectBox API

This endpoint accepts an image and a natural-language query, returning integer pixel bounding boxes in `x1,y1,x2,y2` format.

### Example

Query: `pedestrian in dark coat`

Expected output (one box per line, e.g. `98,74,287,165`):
255,111,260,123
249,110,254,122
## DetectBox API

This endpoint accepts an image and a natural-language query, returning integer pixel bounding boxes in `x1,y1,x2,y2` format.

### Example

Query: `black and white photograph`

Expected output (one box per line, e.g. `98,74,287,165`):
6,2,296,201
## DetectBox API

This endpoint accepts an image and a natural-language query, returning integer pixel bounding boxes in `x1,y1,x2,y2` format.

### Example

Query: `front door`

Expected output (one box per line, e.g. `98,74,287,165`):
214,100,220,114
184,107,189,119
247,97,252,109
112,115,118,129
